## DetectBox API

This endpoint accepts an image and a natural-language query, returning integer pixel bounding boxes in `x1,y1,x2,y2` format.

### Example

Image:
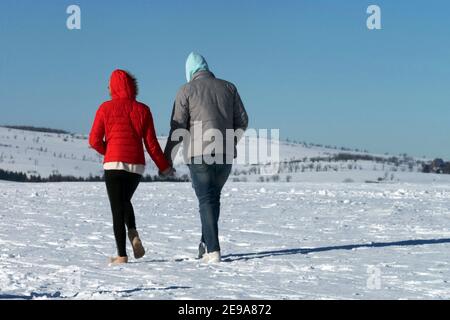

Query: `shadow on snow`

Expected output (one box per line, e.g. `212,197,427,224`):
221,238,450,262
3,237,448,299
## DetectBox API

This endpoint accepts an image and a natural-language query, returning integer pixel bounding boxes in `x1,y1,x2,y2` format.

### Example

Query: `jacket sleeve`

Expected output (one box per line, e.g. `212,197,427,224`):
233,88,249,131
89,106,107,155
163,87,190,165
143,107,171,172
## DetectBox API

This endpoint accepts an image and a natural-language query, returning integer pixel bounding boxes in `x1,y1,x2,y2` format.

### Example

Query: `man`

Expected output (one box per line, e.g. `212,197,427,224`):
164,52,248,263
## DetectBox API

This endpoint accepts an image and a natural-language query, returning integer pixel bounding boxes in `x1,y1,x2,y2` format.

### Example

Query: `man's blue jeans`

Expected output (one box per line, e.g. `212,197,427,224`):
188,159,232,253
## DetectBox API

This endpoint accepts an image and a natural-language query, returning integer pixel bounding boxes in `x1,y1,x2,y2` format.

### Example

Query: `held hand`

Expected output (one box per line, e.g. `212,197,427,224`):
159,167,176,178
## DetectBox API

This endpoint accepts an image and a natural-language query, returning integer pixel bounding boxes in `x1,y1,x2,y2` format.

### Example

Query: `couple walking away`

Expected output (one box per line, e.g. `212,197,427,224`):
89,53,249,265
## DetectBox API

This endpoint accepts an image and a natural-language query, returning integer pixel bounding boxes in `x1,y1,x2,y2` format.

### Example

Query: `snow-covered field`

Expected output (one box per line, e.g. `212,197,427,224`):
1,181,450,300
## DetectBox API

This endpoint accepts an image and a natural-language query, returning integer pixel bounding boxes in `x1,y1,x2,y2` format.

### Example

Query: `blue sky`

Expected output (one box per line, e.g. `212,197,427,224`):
0,0,449,158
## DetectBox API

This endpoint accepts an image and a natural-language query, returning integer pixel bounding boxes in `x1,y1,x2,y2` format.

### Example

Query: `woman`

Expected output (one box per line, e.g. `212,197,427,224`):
89,69,172,265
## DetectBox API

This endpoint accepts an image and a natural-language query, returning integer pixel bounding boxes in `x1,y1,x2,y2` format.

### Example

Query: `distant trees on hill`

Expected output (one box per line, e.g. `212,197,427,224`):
308,153,406,165
283,138,370,154
422,159,450,174
2,126,70,135
0,169,103,182
231,152,423,179
0,169,28,182
0,168,190,183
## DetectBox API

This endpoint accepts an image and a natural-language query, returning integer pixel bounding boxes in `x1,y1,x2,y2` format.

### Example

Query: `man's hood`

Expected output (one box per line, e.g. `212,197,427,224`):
109,69,137,99
185,52,209,82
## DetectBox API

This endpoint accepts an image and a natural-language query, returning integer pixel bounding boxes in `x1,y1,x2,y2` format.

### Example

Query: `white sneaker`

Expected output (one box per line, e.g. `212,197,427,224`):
201,251,221,263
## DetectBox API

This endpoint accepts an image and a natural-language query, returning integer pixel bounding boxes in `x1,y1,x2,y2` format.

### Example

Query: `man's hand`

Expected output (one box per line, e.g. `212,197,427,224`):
159,167,176,178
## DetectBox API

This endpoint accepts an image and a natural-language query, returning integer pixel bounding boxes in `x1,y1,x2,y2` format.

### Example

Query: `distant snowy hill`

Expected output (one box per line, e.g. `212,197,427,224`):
1,126,449,183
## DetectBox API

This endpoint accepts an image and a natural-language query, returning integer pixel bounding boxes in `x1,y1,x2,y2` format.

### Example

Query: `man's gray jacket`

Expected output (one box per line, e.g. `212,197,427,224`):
164,70,248,164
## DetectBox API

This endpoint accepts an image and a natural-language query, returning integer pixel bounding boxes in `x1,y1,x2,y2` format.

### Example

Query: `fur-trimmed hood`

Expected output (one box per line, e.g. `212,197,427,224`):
109,69,138,99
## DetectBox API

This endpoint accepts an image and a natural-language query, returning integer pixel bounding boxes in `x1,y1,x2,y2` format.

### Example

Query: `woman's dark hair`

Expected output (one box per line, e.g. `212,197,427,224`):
126,71,139,96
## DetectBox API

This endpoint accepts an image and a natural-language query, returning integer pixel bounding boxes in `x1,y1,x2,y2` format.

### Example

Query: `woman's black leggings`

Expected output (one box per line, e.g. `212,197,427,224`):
105,170,141,257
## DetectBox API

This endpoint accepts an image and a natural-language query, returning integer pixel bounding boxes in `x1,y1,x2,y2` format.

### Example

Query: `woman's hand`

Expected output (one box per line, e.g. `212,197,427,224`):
159,167,176,178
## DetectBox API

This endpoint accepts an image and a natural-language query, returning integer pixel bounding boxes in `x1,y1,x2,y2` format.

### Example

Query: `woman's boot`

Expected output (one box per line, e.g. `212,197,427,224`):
128,229,145,259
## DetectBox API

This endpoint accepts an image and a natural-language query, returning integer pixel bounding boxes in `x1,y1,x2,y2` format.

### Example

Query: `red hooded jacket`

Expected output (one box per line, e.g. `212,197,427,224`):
89,70,170,172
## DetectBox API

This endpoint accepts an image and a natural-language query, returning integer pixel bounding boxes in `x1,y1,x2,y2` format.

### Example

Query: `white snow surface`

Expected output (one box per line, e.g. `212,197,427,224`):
1,181,450,300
